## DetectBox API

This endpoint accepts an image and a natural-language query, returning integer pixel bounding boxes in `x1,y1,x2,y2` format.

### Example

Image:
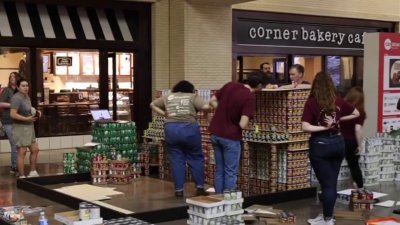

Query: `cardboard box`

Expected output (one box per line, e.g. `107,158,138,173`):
54,211,103,225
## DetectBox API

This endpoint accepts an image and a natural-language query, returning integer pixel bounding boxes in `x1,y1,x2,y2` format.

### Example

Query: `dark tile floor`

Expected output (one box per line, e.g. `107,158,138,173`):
2,164,400,225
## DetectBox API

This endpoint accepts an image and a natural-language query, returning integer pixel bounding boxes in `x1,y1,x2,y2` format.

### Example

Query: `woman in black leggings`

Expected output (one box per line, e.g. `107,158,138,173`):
302,72,359,225
341,87,366,189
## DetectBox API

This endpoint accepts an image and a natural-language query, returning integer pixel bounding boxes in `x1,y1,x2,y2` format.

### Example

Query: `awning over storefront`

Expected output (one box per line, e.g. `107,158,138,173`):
0,1,136,42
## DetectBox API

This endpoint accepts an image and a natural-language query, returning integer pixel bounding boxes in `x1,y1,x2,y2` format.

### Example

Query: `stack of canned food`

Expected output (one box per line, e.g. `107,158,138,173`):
78,202,101,221
63,152,77,174
91,121,138,162
349,189,374,211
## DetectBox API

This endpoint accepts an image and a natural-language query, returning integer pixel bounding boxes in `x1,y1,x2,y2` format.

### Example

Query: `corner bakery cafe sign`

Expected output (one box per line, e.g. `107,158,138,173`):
237,20,376,49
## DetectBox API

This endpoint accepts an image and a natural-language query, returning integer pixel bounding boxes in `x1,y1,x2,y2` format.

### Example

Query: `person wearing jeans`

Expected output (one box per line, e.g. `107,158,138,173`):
150,80,210,197
164,122,204,194
209,72,266,193
3,124,17,171
210,135,241,193
0,72,19,174
302,72,359,225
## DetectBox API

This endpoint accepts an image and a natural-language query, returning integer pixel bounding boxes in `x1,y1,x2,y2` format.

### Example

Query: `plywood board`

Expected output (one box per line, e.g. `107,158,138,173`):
54,184,123,201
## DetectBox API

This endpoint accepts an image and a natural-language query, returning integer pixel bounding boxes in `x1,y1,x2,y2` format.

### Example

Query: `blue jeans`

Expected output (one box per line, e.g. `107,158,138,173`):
164,122,204,192
211,135,241,193
309,134,345,218
3,124,17,169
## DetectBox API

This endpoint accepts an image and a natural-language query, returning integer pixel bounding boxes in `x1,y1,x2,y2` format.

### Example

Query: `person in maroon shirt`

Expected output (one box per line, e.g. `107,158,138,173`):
209,73,266,193
301,72,359,225
341,87,366,189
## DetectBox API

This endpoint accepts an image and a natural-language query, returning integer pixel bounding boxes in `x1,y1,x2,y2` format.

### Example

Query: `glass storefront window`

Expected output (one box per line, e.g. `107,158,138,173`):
38,50,134,137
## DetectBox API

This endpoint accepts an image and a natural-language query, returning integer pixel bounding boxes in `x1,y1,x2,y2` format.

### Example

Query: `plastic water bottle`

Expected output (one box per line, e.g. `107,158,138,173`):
38,211,48,225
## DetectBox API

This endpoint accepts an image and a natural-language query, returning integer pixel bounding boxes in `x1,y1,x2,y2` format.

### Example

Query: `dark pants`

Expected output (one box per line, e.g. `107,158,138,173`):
344,139,364,188
309,134,345,218
164,122,205,192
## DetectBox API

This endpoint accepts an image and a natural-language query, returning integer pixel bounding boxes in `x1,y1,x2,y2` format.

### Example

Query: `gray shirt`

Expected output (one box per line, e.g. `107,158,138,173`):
11,92,33,125
0,87,15,125
151,93,206,123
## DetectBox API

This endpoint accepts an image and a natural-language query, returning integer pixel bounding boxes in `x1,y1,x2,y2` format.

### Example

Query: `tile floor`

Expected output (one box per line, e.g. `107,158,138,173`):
2,164,400,225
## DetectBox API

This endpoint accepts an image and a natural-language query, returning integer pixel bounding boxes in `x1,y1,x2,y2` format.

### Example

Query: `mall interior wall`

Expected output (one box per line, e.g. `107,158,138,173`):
151,0,400,97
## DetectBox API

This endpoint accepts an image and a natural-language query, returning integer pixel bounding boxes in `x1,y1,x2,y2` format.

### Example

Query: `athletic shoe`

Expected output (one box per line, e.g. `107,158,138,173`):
196,188,209,196
9,167,17,174
307,214,324,224
311,219,334,225
175,191,183,197
27,170,40,177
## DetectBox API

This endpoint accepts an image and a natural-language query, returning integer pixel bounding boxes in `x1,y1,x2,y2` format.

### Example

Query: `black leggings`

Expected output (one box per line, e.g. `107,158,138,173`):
344,139,364,188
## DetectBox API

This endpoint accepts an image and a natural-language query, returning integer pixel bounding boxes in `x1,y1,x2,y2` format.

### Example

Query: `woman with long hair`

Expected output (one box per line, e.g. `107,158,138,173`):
150,80,210,197
10,78,41,178
0,72,20,174
302,72,359,225
341,87,366,189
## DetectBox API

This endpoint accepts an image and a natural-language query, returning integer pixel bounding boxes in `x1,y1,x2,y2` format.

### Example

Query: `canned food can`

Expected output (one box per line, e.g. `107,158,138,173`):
79,206,90,220
90,206,100,219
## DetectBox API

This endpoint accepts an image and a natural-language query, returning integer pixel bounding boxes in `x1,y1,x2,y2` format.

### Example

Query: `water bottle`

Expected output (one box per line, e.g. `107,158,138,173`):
38,211,48,225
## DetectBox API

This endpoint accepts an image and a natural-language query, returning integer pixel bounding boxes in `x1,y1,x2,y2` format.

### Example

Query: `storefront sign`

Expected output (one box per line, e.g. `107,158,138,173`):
56,57,72,66
237,20,377,49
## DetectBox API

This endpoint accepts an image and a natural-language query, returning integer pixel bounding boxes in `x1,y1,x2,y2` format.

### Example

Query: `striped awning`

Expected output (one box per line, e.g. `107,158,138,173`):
0,1,136,42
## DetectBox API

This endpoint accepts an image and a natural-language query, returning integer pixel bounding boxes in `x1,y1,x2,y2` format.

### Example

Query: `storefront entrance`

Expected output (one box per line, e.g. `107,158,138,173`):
233,10,395,93
0,1,151,139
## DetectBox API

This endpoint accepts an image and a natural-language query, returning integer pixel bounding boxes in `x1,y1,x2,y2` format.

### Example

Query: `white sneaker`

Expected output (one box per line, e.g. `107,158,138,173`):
308,214,324,224
310,219,334,225
27,170,40,177
19,176,26,179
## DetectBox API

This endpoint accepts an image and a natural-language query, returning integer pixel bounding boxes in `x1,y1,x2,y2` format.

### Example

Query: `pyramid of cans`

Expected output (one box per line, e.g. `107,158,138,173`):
359,134,399,186
198,89,217,186
240,89,311,196
186,191,244,225
63,152,77,174
91,121,138,162
143,89,170,140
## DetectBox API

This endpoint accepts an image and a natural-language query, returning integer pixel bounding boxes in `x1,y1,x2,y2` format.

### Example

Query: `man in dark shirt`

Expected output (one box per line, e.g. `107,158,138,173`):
260,62,278,88
209,73,266,193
